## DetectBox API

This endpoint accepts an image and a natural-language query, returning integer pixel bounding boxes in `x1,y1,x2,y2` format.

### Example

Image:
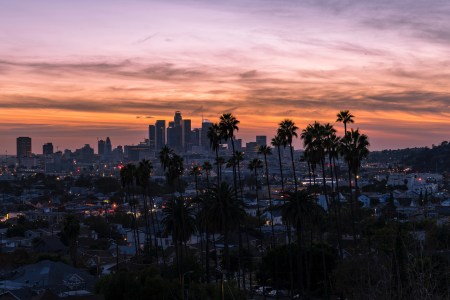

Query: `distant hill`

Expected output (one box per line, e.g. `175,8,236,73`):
368,141,450,172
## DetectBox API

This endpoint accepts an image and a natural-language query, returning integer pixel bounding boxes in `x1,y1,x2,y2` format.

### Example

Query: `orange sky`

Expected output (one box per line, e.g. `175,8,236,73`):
1,0,450,153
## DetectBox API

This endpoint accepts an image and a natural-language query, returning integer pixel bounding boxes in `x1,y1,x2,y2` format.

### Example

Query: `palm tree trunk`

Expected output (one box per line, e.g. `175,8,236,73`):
254,169,263,249
321,158,330,210
329,155,343,259
263,154,275,247
347,165,357,249
289,144,298,192
205,225,210,283
277,146,285,192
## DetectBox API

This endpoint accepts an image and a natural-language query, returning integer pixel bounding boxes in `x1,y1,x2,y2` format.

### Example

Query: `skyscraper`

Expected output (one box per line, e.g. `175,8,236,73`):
105,137,112,160
43,143,54,155
17,137,32,163
174,111,182,127
167,111,183,151
155,120,166,149
148,125,156,150
201,120,213,151
182,119,191,152
98,139,105,156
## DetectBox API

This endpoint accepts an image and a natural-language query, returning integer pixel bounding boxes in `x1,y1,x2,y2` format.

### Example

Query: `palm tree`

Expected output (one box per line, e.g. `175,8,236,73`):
219,113,240,154
234,151,245,199
271,134,286,192
136,159,154,257
202,161,212,188
278,119,299,192
120,164,140,255
219,113,240,191
161,196,197,284
258,145,276,246
323,128,344,258
214,156,225,183
281,190,319,291
341,129,370,196
189,165,202,196
340,128,370,246
336,110,355,135
207,123,222,185
301,122,329,208
248,158,263,239
159,145,174,172
203,182,245,277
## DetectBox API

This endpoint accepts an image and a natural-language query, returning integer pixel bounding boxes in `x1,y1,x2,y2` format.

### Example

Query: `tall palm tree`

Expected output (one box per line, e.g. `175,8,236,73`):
248,158,263,239
301,122,329,208
159,146,174,172
207,123,222,185
278,119,299,192
203,182,245,277
322,128,344,258
120,164,140,255
340,128,370,246
341,129,370,196
336,110,355,135
136,159,154,257
281,190,319,292
271,134,286,192
214,156,225,183
162,196,197,284
189,165,201,197
219,113,240,191
234,151,245,199
219,113,240,154
258,145,275,246
202,161,212,188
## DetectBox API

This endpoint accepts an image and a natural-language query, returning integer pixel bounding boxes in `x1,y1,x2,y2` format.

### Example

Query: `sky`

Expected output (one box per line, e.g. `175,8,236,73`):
1,0,450,154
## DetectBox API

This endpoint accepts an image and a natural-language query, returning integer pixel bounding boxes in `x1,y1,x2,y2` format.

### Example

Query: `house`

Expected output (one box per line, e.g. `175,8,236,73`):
0,260,95,296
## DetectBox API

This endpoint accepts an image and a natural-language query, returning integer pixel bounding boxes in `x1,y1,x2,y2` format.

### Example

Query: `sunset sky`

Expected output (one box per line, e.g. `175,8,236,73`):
1,0,450,154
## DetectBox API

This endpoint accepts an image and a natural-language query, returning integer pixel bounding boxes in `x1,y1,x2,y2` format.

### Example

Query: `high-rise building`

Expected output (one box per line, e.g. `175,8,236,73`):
148,125,156,150
17,137,32,163
98,139,105,156
182,119,191,152
155,120,166,149
43,143,54,155
174,111,182,127
256,136,267,147
201,120,213,151
105,137,112,160
191,128,200,147
167,112,183,151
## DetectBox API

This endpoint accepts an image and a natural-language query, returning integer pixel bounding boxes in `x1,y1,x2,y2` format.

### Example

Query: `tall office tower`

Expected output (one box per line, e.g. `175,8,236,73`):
98,139,105,156
155,120,166,149
256,135,267,147
43,143,54,155
182,119,191,152
105,137,112,160
167,121,176,148
174,111,182,127
17,137,32,163
148,125,156,150
201,120,213,151
191,128,200,147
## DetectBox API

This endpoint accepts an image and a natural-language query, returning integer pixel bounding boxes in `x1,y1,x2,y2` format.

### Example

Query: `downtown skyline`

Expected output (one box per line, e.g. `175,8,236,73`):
1,0,450,153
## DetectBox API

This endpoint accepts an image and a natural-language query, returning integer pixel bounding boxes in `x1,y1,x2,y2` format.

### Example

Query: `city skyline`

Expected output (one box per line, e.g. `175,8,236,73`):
1,0,450,153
